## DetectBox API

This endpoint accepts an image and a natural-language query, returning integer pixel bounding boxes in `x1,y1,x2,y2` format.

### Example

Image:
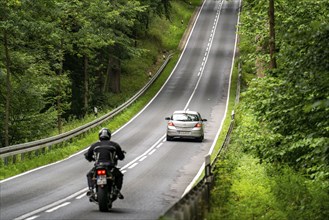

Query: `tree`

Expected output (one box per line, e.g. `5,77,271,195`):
238,0,329,180
0,0,20,146
268,0,276,69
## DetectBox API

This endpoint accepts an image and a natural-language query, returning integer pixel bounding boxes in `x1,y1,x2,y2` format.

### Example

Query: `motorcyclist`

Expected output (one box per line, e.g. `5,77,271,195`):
84,128,125,199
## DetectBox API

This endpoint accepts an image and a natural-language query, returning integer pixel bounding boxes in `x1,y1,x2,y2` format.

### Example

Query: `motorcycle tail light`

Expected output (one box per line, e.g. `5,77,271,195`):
97,169,106,175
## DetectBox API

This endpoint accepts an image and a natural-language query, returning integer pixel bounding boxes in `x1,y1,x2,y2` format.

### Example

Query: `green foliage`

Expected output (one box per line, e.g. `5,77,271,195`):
0,0,196,179
207,0,329,218
207,139,329,220
237,0,329,181
1,0,179,146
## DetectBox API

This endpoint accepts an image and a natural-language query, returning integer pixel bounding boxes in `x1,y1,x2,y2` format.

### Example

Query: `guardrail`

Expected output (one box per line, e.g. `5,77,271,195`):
0,53,173,165
160,63,241,220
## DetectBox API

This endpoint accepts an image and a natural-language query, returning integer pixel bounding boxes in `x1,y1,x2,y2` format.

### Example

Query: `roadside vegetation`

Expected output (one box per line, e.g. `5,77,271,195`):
0,0,202,179
0,0,197,146
207,0,329,219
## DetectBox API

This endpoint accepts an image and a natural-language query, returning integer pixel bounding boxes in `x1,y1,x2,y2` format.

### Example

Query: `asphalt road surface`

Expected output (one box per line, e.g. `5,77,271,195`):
0,0,241,219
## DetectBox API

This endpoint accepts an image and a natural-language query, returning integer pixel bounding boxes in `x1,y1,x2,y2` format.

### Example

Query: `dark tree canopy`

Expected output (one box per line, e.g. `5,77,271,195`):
0,0,172,146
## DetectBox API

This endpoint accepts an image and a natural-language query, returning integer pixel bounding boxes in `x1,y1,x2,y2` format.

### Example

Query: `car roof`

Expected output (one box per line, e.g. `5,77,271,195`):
173,110,199,115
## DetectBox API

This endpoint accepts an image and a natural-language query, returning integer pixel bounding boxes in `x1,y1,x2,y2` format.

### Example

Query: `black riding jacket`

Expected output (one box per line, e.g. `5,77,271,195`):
85,140,125,165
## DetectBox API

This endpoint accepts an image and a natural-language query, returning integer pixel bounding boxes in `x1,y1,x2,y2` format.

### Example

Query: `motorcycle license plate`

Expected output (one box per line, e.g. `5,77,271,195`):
97,175,107,185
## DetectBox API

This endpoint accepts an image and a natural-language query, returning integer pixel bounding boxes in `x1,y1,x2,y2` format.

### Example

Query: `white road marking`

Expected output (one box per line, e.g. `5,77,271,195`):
148,149,156,155
182,0,241,197
45,202,70,213
75,193,85,200
139,156,148,161
13,188,87,220
128,163,138,169
120,134,166,171
25,216,39,220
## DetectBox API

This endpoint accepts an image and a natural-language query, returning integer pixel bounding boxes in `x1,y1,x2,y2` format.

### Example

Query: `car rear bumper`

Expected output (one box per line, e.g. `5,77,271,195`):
166,129,203,138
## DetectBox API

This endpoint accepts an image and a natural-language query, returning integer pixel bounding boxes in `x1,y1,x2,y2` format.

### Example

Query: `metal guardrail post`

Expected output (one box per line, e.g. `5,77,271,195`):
205,154,212,183
205,154,212,211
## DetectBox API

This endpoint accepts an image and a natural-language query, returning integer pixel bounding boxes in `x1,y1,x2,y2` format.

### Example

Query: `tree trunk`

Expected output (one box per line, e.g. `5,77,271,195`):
103,56,111,93
109,57,121,93
56,39,64,134
84,55,89,114
269,0,277,69
4,31,11,146
57,97,62,134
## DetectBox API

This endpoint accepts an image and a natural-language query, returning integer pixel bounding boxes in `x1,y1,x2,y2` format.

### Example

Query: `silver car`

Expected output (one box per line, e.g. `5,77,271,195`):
165,110,207,142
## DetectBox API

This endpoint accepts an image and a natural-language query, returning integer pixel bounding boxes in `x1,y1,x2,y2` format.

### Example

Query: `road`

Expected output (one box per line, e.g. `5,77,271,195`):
0,0,241,219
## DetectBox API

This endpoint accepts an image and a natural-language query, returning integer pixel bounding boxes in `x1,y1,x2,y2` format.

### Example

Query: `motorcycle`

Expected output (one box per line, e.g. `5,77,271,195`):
87,162,119,212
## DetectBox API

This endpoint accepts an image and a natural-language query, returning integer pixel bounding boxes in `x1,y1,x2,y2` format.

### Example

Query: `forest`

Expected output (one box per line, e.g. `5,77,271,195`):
208,0,329,219
237,0,328,183
0,0,172,147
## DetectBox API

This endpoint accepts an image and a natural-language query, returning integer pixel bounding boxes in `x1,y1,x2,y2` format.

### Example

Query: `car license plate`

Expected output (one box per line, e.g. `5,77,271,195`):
180,131,190,135
97,175,107,185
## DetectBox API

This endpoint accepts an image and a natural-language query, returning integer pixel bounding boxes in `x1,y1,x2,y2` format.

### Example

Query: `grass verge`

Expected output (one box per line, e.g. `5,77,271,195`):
206,137,329,219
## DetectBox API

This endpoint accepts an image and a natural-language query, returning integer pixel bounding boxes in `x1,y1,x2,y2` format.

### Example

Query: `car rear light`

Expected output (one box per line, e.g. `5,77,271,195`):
97,169,106,175
168,122,175,126
195,123,202,128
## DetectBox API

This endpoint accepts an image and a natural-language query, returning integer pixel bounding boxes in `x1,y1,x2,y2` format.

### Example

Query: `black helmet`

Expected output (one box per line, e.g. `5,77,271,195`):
99,128,111,140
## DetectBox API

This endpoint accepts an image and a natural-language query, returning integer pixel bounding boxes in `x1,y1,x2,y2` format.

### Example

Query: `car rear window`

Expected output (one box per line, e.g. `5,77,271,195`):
172,113,199,121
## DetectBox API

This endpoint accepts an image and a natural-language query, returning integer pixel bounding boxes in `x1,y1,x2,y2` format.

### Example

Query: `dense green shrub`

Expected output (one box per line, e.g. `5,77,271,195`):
208,129,329,219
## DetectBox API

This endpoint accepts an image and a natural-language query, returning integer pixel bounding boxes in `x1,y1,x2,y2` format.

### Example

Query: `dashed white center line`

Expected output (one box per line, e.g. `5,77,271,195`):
156,143,163,148
128,163,138,169
148,149,156,155
45,202,70,213
139,156,148,162
75,193,86,200
25,216,39,220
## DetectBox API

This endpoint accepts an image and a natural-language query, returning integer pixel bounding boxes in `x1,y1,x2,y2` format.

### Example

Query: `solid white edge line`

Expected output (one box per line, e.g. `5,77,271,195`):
182,0,241,198
13,188,88,220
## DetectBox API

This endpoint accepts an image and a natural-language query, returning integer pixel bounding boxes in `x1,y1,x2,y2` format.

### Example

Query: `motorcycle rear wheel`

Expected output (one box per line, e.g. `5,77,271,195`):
97,186,109,212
